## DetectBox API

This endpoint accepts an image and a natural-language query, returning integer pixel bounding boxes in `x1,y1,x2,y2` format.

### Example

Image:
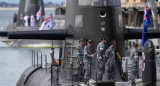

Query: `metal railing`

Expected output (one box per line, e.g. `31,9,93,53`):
30,49,144,86
50,60,98,86
31,51,49,73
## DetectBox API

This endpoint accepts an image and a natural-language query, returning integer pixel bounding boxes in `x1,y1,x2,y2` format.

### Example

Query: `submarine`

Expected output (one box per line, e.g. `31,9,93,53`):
0,0,160,86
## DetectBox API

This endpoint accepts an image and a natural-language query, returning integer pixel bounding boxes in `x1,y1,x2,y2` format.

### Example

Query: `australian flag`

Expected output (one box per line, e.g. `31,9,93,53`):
142,0,151,47
39,14,53,30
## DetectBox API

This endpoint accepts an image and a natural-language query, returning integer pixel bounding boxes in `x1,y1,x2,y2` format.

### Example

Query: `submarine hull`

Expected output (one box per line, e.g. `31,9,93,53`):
16,66,52,86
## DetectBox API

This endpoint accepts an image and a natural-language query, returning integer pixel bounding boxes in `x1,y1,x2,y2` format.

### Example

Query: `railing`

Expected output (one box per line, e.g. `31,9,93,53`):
31,51,49,73
50,60,98,86
31,49,144,86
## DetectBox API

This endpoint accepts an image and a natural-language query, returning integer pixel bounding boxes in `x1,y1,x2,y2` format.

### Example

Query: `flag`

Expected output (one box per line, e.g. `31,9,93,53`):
39,14,53,30
36,7,41,20
142,0,151,47
142,0,151,71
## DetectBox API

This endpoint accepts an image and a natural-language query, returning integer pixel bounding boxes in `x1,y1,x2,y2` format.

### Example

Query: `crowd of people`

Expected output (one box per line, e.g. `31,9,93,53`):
77,37,117,85
77,37,140,85
13,13,43,27
23,14,35,27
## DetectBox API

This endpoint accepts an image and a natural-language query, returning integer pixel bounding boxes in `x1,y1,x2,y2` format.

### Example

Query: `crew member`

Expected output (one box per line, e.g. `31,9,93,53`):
30,14,35,27
84,40,94,85
13,13,17,28
97,37,107,81
130,43,140,85
105,41,117,80
24,14,29,27
77,38,85,81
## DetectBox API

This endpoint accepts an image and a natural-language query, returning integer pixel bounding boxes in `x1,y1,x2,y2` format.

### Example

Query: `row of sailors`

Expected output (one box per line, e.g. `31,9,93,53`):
77,37,117,84
77,37,140,85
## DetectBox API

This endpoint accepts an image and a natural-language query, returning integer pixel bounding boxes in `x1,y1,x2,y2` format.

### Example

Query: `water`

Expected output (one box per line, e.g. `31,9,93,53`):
0,10,17,30
0,8,56,86
0,47,52,86
0,9,55,30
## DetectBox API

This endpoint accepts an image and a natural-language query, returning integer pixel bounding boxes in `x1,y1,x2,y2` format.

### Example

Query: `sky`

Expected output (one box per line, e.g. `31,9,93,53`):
1,0,66,4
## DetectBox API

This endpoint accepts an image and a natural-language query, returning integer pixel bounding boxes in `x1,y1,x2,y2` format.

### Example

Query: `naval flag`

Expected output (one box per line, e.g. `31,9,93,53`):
142,0,151,71
142,0,151,47
36,7,41,20
39,14,53,30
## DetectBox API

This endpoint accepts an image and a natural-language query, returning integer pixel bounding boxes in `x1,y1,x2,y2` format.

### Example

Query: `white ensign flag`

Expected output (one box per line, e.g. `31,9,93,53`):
39,14,53,30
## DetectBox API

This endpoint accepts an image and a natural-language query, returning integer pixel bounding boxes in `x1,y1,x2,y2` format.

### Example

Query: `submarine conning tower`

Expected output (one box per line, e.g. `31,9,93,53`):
63,0,125,82
65,0,125,57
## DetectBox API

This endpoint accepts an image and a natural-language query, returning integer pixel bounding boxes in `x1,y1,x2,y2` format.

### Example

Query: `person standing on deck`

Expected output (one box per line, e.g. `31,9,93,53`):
105,41,117,80
77,38,85,81
97,36,107,81
24,14,29,27
13,13,17,28
84,40,94,85
30,14,35,27
130,43,140,85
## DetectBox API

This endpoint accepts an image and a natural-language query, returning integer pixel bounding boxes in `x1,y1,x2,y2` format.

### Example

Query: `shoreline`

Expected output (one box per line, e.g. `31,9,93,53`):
0,7,56,10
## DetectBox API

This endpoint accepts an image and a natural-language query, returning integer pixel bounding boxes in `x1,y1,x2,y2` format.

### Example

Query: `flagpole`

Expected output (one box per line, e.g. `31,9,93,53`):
142,0,151,77
40,6,42,26
141,0,157,86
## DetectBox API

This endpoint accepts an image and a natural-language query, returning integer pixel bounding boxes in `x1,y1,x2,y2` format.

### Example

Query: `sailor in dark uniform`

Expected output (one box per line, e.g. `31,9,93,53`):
84,40,95,84
105,41,117,80
130,43,140,85
97,37,107,81
77,38,85,81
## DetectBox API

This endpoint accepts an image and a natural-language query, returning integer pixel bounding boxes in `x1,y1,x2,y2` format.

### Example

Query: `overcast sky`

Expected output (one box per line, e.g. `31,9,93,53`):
1,0,66,4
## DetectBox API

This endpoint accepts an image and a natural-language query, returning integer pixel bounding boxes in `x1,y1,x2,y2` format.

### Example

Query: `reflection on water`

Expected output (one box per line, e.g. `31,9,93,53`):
0,47,52,86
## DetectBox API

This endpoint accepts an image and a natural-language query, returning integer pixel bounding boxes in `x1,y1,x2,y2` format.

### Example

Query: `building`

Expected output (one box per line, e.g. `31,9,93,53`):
121,0,160,53
121,0,160,28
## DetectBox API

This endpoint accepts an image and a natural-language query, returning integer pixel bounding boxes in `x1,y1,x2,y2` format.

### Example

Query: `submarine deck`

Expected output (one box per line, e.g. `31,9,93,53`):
17,65,160,86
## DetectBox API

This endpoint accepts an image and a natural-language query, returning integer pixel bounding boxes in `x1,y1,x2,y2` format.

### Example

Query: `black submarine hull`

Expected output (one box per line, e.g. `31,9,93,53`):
16,66,53,86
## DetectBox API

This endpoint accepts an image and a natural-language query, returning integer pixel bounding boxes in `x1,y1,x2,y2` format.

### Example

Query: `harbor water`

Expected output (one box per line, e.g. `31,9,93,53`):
0,45,52,86
0,8,56,86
